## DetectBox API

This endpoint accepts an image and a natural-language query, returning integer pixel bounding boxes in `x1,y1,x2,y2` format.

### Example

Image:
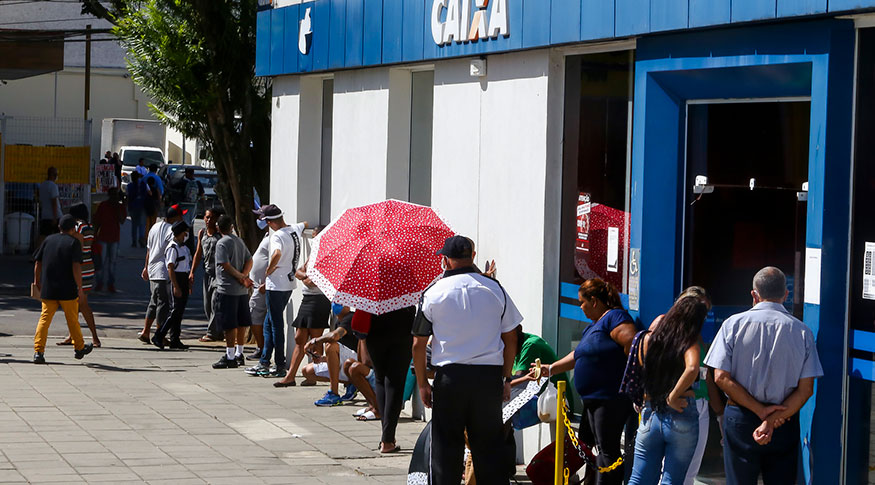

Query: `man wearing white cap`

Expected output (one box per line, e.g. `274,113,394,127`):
244,204,307,377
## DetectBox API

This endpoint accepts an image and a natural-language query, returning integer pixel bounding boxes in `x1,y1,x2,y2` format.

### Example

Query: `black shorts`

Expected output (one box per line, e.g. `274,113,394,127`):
292,293,331,329
214,293,252,331
39,219,58,236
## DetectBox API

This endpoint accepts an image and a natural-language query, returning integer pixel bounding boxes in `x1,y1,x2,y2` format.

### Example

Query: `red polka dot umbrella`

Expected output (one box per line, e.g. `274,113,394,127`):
306,199,455,315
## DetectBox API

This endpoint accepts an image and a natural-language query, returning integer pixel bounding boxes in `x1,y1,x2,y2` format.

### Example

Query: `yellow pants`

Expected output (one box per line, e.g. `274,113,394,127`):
34,299,84,353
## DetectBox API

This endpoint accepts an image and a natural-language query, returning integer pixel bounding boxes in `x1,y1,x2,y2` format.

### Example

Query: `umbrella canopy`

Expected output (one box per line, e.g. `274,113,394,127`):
307,199,454,315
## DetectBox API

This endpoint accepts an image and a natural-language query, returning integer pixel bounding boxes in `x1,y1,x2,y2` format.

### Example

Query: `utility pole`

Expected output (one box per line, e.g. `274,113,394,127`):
84,24,91,120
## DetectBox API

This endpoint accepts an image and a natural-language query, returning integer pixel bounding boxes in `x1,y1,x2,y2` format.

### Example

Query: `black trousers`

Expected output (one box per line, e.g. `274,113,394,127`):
723,405,799,485
155,273,189,343
432,364,508,485
580,396,634,485
365,307,414,445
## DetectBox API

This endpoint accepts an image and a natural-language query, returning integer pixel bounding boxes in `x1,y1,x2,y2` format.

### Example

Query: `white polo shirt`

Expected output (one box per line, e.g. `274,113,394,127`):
416,268,523,367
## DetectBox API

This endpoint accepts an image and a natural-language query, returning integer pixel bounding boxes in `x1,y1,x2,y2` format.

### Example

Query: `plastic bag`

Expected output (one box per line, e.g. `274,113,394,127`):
537,382,558,422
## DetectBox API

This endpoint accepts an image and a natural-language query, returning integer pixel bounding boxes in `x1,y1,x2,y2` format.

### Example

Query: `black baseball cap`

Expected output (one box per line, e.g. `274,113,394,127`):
437,235,473,259
58,214,76,232
253,204,283,221
172,220,189,236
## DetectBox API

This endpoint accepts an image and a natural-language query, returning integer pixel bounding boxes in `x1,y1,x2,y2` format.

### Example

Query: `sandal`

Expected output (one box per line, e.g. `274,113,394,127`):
56,339,73,346
300,380,318,387
198,335,219,342
273,381,295,388
378,442,400,454
356,411,379,421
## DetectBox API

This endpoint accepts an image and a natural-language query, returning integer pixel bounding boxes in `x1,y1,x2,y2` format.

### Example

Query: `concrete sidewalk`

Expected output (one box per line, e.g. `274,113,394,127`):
0,335,424,484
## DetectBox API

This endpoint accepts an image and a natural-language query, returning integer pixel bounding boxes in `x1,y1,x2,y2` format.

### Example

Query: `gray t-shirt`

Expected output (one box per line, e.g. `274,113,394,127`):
215,234,252,296
200,230,221,277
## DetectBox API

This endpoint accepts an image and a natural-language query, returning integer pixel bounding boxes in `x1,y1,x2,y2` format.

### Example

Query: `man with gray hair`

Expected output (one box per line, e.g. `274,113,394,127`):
704,266,823,485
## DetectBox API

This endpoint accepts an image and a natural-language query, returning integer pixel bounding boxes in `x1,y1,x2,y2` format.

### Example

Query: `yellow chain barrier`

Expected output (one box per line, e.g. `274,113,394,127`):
554,380,624,483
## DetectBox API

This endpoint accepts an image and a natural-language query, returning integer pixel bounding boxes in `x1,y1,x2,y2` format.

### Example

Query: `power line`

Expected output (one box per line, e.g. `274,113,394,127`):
0,17,105,26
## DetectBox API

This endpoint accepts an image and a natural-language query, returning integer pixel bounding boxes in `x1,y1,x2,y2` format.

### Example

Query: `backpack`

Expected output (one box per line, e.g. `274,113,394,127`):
182,178,199,203
620,329,649,411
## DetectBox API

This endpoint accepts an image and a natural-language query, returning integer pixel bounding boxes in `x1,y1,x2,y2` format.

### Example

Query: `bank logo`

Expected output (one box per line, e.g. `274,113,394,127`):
431,0,509,46
299,7,312,54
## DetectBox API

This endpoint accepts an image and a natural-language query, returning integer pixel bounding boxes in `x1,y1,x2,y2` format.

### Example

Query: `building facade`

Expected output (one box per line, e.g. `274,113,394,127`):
256,1,875,482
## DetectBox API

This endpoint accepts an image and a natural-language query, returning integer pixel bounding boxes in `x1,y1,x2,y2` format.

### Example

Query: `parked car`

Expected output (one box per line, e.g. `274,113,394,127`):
163,167,221,218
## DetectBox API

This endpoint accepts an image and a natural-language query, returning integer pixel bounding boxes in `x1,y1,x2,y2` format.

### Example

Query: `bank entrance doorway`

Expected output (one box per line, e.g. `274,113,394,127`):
681,100,811,480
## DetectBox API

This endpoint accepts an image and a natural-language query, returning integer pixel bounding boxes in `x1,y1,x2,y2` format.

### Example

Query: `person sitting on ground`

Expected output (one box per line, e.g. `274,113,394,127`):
151,220,191,350
211,215,254,369
57,203,100,348
282,225,330,386
346,341,380,421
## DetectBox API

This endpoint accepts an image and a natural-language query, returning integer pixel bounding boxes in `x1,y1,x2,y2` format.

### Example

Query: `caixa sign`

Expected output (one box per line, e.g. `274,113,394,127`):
431,0,509,46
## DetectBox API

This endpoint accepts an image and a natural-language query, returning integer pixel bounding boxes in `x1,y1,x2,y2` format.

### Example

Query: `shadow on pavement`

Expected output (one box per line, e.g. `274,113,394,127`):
84,362,185,373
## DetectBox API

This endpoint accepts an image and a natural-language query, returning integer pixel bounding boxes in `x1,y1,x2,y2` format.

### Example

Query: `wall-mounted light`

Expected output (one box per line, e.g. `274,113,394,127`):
470,58,487,77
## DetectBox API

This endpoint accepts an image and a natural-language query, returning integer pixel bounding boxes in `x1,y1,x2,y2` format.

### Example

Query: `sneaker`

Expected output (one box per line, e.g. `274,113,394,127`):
235,354,245,367
247,348,262,360
314,391,342,407
266,368,286,378
244,364,269,376
33,352,45,364
151,336,165,350
340,384,358,402
74,343,94,360
212,355,239,369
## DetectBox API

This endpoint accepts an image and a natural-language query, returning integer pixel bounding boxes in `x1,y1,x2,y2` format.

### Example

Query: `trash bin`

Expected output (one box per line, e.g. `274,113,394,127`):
5,212,35,252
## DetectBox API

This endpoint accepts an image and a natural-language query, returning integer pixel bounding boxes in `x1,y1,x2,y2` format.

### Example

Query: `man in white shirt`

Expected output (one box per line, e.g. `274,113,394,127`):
152,221,193,350
246,233,270,359
139,206,184,344
38,166,62,246
244,204,307,377
412,235,523,484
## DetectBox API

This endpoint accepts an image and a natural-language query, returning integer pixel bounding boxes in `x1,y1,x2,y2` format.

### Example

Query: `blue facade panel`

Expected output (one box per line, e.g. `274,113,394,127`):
308,0,331,71
778,0,827,15
580,0,614,40
732,0,777,22
829,0,875,11
269,9,285,76
381,0,403,64
256,10,271,76
650,0,688,32
550,0,581,45
689,0,730,27
257,0,872,76
522,0,552,48
345,0,364,67
363,0,384,65
615,0,650,36
402,0,425,62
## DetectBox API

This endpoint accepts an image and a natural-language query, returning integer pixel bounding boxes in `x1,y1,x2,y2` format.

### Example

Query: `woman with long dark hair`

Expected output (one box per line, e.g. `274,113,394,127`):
628,296,709,484
535,278,640,485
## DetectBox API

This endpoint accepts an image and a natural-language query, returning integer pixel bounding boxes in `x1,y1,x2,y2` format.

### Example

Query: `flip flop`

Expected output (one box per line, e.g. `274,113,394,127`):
353,407,369,417
378,442,400,453
356,411,379,421
198,335,219,342
93,342,101,348
55,340,73,346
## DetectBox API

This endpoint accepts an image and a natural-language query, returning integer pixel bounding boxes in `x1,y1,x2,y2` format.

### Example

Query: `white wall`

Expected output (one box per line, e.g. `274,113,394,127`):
330,68,391,217
269,48,560,462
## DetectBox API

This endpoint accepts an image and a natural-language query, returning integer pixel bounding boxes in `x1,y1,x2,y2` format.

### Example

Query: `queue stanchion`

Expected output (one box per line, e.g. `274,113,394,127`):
554,380,566,485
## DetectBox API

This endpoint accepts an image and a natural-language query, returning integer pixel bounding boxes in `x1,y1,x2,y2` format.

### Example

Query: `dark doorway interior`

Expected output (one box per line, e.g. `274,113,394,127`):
684,101,810,319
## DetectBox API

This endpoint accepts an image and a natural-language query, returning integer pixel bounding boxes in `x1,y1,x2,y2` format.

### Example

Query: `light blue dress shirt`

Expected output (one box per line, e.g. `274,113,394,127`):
704,301,823,404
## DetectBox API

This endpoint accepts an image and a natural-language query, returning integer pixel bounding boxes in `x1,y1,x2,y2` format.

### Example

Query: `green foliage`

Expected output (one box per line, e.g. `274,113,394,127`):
83,0,272,249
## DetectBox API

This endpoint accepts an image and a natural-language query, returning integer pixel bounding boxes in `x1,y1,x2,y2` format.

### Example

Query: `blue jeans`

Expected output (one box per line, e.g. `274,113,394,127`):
629,398,699,485
97,241,118,287
261,290,292,369
723,405,799,485
129,207,145,244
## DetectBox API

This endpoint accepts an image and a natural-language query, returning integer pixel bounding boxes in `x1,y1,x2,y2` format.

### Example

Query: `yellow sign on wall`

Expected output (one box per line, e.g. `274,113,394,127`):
4,145,90,184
